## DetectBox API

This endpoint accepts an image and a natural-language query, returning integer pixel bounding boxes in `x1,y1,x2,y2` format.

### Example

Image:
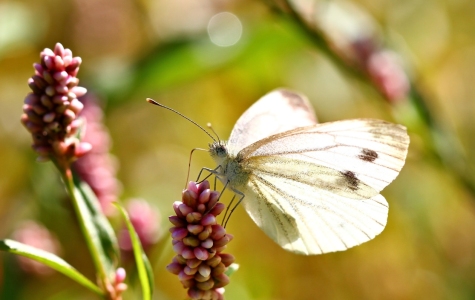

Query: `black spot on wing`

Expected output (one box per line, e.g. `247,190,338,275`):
358,148,378,162
341,170,359,191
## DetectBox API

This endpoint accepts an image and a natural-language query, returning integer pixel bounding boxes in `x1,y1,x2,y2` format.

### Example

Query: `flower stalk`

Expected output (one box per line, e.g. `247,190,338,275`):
20,43,118,298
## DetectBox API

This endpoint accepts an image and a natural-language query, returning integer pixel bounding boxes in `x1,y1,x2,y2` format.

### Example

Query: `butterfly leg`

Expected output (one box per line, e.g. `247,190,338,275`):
223,188,245,228
221,193,235,226
196,166,222,183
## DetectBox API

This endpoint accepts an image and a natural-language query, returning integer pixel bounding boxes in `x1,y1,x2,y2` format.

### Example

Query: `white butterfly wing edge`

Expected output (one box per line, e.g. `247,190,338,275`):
227,89,317,154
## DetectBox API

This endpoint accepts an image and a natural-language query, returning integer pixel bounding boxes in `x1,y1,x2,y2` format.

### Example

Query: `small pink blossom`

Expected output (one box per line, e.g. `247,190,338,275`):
167,181,235,300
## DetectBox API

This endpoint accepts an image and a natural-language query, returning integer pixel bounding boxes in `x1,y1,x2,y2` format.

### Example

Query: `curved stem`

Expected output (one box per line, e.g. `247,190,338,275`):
56,162,109,298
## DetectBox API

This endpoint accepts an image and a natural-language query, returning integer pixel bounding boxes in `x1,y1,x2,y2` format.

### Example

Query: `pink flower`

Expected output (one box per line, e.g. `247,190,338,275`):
367,50,409,102
167,181,235,300
118,199,161,251
352,38,409,102
13,221,61,276
21,43,90,165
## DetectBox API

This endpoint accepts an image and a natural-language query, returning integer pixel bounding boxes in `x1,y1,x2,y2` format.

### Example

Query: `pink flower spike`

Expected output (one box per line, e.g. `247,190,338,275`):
169,216,186,227
54,43,65,56
214,236,230,248
63,55,72,67
182,247,195,259
198,189,211,204
173,201,184,217
178,270,194,281
69,99,84,114
43,55,55,70
53,71,68,82
34,63,44,75
166,262,183,275
187,224,204,235
188,288,205,300
172,241,186,254
74,142,92,157
71,86,87,98
182,189,197,207
197,180,210,192
64,48,73,58
42,112,56,123
186,181,199,194
183,265,198,276
201,238,213,249
210,203,225,216
210,225,226,240
201,214,216,227
171,227,188,240
54,56,65,70
198,264,211,277
168,181,235,298
55,85,68,94
194,247,209,261
219,253,235,267
178,203,193,216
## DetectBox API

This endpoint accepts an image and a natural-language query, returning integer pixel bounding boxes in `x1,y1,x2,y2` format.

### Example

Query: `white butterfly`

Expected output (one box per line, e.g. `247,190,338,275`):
209,89,410,255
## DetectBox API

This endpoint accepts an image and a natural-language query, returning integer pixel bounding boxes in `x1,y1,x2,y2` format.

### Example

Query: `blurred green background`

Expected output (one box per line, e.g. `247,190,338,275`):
1,0,475,299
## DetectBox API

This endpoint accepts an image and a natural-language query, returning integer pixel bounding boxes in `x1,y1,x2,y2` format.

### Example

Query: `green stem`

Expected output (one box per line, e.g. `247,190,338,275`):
58,165,109,297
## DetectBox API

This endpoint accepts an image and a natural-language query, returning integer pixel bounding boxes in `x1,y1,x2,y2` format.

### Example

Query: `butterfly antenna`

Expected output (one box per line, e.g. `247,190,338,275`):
146,98,217,142
207,123,221,142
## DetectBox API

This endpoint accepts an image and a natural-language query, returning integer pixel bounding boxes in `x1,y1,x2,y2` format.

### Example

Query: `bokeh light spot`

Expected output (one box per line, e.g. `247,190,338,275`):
207,12,242,47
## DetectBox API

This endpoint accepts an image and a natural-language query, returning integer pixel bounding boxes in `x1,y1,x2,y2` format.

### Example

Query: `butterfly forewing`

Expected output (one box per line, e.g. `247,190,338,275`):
238,119,409,193
228,89,317,153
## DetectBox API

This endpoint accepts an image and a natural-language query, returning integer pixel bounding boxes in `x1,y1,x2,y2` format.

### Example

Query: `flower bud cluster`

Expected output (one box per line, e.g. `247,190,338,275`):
21,43,90,163
167,181,235,300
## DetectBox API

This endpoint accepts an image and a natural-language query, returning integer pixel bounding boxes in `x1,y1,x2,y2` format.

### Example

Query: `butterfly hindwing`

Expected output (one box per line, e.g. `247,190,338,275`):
242,171,388,255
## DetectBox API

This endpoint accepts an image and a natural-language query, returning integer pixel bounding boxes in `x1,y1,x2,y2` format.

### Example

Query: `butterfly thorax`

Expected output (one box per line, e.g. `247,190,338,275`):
209,140,251,190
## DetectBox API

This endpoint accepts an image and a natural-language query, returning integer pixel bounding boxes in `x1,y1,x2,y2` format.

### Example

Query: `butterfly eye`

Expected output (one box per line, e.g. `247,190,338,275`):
210,141,228,158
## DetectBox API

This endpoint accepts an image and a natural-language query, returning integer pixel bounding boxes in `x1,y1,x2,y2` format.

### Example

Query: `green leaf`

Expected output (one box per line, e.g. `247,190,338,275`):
71,173,120,283
114,202,154,300
0,239,103,296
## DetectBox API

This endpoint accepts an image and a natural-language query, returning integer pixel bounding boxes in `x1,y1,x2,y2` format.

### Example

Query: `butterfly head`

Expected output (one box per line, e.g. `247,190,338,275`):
209,140,229,161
